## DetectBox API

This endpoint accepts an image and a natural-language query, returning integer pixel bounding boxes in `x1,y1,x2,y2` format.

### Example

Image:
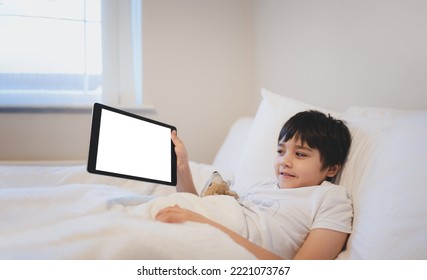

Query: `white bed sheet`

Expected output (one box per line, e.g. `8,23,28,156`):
0,162,254,260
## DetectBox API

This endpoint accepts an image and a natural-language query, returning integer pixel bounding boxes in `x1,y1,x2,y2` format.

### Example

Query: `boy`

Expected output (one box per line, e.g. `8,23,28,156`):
156,110,353,259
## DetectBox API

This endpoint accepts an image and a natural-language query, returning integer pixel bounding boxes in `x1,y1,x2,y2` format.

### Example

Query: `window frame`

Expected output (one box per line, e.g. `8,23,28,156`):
0,0,144,111
101,0,143,107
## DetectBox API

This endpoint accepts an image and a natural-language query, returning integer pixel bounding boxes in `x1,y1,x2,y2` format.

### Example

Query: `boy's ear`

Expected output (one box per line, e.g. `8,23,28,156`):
326,164,341,178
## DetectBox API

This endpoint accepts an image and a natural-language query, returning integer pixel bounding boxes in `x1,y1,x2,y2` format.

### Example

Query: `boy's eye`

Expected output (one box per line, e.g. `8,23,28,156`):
277,148,285,155
296,152,307,157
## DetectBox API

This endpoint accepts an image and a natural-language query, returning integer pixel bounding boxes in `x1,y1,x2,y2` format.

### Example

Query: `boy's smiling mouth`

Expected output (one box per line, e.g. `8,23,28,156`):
280,171,296,178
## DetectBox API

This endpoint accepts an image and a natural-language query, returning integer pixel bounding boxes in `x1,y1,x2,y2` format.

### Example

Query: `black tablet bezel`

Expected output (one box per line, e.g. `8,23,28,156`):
87,103,177,186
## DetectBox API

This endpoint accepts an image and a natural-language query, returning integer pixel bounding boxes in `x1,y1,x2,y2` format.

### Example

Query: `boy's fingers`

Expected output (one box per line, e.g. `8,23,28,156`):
155,205,181,217
171,130,181,144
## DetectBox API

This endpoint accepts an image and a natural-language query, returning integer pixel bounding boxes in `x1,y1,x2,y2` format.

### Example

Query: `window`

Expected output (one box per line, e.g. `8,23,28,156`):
0,0,142,108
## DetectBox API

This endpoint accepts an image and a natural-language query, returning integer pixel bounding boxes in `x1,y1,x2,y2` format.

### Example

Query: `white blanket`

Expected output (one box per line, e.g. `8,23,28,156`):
0,164,255,260
137,192,247,234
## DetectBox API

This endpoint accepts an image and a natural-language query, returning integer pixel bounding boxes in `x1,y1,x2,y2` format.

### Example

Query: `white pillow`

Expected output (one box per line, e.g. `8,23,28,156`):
338,107,427,259
233,88,340,194
213,117,254,175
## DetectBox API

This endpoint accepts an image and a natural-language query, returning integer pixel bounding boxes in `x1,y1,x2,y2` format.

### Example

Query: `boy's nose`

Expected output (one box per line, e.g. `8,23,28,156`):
280,155,292,168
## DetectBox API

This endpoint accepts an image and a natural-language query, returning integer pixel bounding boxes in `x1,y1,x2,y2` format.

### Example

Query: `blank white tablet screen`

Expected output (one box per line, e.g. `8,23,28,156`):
95,109,172,182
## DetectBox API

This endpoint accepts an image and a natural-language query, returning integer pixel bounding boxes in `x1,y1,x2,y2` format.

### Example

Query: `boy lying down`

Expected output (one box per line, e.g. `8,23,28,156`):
146,110,353,260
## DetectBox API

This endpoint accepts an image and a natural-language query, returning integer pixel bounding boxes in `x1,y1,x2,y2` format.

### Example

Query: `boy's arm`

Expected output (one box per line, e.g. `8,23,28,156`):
171,131,198,195
155,205,282,260
156,205,348,260
292,228,348,259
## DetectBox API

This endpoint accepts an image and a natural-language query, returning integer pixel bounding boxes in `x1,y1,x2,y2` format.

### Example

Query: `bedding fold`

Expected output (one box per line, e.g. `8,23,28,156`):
0,182,253,259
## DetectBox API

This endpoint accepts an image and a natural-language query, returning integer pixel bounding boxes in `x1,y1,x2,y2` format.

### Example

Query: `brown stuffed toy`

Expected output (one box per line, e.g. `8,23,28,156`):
201,171,238,199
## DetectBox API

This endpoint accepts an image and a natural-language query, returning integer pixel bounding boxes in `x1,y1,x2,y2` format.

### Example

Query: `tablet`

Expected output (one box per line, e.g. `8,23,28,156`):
87,103,177,186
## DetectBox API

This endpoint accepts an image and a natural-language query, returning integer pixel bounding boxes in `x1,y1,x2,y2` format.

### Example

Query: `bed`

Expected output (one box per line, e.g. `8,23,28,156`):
1,88,426,260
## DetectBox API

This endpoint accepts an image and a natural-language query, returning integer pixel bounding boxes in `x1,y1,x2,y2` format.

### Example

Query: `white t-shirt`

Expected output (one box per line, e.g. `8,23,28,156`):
238,178,353,259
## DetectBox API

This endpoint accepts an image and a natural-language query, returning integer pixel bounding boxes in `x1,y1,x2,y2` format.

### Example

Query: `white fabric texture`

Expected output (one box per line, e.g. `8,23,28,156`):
213,117,254,175
136,192,247,235
337,108,427,259
0,164,255,260
238,178,352,260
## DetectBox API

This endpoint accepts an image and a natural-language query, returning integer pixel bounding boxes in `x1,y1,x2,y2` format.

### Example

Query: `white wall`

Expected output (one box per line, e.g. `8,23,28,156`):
0,112,92,161
1,0,426,163
142,0,257,164
0,0,257,163
253,0,427,111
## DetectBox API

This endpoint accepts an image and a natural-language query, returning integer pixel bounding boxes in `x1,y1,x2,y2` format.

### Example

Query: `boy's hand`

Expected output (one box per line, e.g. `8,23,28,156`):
171,131,198,194
155,205,211,224
171,130,189,168
171,130,197,194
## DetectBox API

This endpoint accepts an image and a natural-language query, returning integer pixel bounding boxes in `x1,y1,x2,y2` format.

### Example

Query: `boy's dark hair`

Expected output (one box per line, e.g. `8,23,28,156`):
278,110,352,174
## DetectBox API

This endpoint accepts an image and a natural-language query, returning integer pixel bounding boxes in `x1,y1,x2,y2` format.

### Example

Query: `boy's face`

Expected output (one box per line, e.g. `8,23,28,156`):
274,136,339,189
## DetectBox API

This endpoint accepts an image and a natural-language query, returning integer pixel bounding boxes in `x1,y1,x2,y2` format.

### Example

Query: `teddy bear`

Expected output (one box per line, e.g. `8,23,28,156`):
200,171,239,199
